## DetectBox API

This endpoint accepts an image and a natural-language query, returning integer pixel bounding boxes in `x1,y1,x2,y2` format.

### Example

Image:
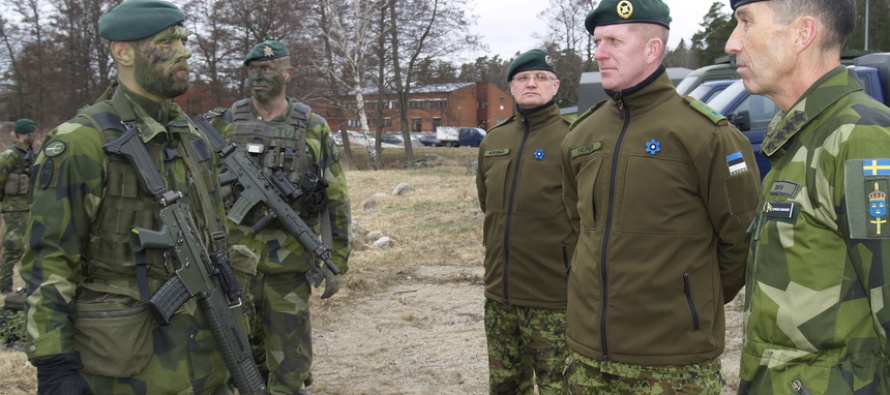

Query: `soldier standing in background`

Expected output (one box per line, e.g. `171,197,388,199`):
726,0,890,393
476,49,577,394
0,118,34,295
20,0,251,393
209,40,352,395
560,0,761,393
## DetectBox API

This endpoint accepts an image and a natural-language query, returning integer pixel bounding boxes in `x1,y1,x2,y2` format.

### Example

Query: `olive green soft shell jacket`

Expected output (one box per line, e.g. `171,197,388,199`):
477,102,577,309
561,70,761,365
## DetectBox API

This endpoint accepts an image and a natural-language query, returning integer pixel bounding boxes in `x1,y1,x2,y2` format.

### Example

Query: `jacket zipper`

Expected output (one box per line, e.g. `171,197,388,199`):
502,112,532,304
600,94,630,360
683,273,701,331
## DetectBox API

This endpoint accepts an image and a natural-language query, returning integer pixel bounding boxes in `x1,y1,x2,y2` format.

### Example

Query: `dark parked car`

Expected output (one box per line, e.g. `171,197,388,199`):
418,133,441,147
382,135,404,145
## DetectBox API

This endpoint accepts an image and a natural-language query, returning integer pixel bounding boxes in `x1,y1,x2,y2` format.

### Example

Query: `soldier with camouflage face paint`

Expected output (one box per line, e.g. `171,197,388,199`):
19,0,251,393
0,119,34,295
208,40,352,395
726,0,890,393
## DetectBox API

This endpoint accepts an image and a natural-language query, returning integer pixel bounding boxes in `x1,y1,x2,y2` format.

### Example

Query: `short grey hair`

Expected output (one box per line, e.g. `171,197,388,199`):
768,0,856,51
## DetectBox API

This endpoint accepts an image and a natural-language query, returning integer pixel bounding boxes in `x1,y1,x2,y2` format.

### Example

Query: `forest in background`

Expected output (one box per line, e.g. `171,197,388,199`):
1,0,887,136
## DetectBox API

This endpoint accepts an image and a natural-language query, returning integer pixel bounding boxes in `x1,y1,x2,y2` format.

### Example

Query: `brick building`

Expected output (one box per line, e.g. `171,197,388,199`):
317,82,514,134
174,81,515,135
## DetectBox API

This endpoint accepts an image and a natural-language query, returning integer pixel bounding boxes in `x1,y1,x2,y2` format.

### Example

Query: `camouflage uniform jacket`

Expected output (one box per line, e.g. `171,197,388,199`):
740,66,890,394
212,98,352,274
476,100,577,309
0,140,32,212
561,68,761,366
20,85,233,390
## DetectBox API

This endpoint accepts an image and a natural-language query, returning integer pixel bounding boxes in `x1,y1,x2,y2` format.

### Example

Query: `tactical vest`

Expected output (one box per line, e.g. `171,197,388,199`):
78,100,223,284
229,99,327,226
3,144,32,196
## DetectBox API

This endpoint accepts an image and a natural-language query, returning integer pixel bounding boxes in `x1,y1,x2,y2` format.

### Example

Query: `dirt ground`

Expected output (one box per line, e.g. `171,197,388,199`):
307,253,745,395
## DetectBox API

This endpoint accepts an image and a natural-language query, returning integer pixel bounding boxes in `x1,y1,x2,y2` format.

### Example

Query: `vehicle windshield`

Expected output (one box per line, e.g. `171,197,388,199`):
688,81,730,102
706,80,748,111
674,74,701,95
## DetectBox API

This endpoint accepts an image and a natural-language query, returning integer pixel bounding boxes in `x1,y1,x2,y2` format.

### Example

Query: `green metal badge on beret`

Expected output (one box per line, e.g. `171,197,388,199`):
43,141,67,157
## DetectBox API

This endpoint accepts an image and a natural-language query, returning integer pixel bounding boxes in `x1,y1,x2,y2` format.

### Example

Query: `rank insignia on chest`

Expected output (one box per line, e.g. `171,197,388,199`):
533,149,545,160
844,159,890,239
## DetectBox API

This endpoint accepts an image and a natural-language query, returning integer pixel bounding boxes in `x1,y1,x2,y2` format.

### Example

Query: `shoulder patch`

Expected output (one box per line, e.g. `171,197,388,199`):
43,141,67,157
845,159,890,239
685,97,726,125
483,148,510,157
571,142,602,158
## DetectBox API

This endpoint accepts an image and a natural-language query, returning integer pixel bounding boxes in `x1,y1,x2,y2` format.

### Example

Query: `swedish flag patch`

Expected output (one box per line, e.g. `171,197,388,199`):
846,159,890,238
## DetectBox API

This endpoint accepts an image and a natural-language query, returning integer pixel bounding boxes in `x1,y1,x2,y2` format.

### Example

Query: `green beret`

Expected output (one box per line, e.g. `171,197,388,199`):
99,0,185,42
730,0,768,11
13,119,36,134
506,49,556,82
243,41,290,66
585,0,672,34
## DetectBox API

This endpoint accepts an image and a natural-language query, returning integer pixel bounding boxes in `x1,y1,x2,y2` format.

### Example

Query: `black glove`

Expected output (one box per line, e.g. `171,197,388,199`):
34,352,92,395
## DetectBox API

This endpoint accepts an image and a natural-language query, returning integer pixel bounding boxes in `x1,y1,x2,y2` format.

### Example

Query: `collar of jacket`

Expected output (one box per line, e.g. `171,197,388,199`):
515,98,560,124
761,65,858,157
604,66,675,113
116,83,177,125
112,84,188,143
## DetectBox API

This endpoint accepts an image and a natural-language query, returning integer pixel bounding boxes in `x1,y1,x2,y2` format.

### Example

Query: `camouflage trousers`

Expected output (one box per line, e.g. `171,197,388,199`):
0,211,26,293
564,348,725,395
484,298,568,395
249,271,312,394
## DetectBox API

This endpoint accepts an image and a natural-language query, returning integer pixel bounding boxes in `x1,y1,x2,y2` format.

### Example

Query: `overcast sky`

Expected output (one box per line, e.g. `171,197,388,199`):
462,0,734,62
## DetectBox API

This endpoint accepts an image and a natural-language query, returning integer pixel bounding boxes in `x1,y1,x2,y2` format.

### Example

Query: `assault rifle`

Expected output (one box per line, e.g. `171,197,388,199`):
190,115,341,298
104,121,266,395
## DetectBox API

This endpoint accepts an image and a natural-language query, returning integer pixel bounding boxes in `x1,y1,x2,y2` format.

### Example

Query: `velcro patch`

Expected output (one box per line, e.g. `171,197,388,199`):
769,180,800,198
484,148,510,157
571,142,602,158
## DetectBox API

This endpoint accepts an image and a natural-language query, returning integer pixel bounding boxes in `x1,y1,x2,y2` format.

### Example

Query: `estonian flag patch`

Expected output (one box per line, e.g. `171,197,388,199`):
727,152,748,175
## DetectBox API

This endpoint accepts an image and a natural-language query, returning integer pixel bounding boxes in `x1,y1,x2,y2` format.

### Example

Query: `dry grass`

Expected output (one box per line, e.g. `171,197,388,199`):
0,147,484,394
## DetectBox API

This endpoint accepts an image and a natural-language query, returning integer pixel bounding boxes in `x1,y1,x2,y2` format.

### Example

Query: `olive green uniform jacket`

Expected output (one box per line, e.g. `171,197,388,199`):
740,67,890,394
560,68,761,365
477,100,577,309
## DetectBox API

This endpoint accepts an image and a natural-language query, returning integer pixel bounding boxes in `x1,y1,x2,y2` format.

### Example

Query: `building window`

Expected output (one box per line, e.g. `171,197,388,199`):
412,118,423,132
478,101,488,109
432,118,442,129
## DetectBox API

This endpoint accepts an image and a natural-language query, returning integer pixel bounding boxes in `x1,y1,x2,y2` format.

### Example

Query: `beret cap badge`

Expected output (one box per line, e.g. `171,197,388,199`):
617,1,634,19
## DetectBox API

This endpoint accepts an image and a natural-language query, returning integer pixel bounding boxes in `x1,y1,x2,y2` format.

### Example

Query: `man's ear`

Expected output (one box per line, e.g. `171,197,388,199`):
793,16,819,54
110,41,136,67
647,38,664,65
